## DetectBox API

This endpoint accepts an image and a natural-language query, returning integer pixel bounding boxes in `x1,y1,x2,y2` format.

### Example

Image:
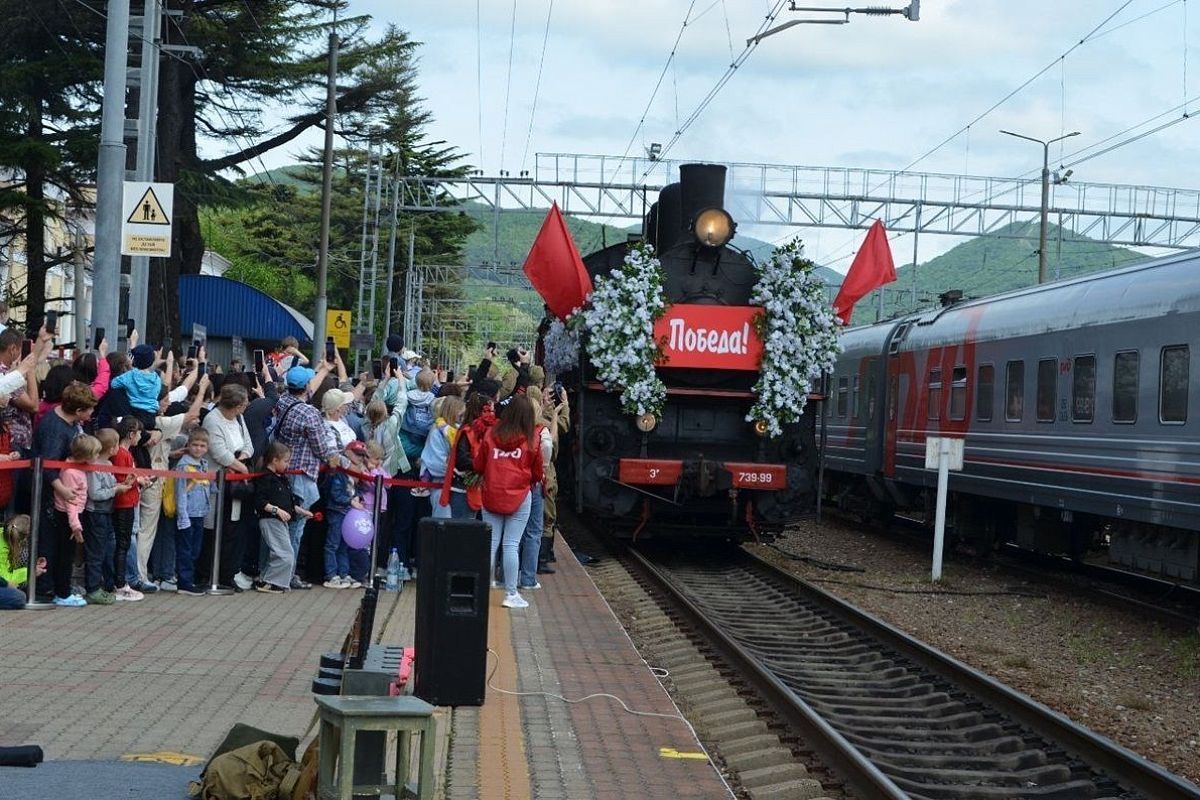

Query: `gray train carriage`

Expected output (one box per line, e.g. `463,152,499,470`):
824,250,1200,581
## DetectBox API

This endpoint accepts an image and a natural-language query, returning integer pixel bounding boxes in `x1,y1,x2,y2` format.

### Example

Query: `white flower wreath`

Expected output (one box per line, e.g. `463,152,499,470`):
542,314,583,376
581,243,668,417
748,239,843,437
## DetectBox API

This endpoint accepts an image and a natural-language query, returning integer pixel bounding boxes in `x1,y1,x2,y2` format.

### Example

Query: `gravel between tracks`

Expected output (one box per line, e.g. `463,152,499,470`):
746,517,1200,786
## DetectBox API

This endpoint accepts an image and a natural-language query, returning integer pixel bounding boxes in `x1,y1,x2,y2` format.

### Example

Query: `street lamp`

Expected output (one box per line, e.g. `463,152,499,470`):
1000,129,1080,284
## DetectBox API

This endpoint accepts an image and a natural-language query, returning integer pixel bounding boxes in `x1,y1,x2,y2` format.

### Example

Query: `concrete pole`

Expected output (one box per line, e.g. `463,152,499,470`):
355,146,373,341
1038,141,1050,285
366,157,384,341
128,0,161,338
931,436,951,582
910,204,921,311
73,232,88,351
90,0,132,355
311,31,338,365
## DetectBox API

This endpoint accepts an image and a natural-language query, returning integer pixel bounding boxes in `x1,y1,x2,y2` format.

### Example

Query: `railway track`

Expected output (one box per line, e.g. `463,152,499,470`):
630,543,1200,800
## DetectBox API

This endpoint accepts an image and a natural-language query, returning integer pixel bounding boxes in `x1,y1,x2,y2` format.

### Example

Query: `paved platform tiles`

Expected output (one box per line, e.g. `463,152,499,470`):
440,534,735,800
0,585,363,774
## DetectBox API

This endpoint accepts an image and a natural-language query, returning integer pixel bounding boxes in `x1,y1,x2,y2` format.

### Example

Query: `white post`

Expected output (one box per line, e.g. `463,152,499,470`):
931,436,951,582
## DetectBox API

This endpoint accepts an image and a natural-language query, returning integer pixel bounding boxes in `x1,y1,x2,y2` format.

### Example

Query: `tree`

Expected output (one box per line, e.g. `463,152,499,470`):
0,1,102,326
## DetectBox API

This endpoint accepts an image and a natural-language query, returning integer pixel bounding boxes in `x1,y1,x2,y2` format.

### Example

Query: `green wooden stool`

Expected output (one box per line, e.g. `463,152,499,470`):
315,695,436,800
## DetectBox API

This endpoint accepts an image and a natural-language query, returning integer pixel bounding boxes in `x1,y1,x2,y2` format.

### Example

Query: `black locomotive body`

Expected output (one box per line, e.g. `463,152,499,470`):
570,164,817,537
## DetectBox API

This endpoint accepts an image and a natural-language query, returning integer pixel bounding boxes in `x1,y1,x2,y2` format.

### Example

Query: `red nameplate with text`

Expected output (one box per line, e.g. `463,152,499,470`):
654,304,763,371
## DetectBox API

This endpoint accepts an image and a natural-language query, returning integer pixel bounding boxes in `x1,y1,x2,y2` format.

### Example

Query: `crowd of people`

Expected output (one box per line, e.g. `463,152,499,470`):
0,328,569,612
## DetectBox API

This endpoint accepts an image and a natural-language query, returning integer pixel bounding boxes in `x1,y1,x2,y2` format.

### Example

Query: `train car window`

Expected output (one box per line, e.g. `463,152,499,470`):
1072,356,1096,423
1112,351,1138,423
852,376,861,419
1160,345,1189,424
1005,361,1024,422
927,368,942,421
837,376,848,417
1036,359,1057,422
949,366,967,420
976,364,995,421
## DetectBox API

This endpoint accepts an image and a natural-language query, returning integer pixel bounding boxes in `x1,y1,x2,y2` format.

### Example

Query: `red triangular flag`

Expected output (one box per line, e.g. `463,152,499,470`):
523,203,594,320
832,219,896,325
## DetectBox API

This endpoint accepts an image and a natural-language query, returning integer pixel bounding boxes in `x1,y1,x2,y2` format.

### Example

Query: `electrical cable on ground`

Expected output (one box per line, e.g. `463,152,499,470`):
766,542,865,572
808,577,1047,599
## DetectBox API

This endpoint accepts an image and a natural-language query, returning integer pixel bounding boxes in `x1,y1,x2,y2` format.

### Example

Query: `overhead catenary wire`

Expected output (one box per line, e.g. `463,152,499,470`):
498,0,518,171
475,0,485,170
519,0,555,175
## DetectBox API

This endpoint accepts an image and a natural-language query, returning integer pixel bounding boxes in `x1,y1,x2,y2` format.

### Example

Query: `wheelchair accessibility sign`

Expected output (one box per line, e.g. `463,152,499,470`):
326,309,351,348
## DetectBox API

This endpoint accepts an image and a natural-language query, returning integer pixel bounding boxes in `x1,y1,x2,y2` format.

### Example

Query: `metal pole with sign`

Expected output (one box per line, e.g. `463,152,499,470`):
925,435,964,581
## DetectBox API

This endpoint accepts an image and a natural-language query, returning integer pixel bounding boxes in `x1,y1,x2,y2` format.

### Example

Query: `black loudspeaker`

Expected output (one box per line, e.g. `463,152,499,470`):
414,517,491,706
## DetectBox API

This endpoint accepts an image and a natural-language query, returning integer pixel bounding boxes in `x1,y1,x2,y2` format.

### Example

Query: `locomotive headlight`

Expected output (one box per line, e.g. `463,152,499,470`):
692,207,736,248
636,413,658,433
753,420,769,437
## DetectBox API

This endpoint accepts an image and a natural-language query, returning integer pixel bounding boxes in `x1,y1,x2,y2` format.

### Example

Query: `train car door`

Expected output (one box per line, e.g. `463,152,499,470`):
862,357,882,472
882,323,911,477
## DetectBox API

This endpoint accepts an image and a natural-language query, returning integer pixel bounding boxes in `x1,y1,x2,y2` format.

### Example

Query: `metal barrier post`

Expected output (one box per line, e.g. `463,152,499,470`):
24,458,53,609
207,470,233,596
368,473,384,577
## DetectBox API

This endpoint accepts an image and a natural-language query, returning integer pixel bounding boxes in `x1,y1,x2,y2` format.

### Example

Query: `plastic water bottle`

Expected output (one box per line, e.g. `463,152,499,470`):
385,549,400,592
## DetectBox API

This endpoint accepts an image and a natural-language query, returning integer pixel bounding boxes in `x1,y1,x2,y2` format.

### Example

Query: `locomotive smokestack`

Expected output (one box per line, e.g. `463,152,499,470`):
652,182,684,252
679,164,727,228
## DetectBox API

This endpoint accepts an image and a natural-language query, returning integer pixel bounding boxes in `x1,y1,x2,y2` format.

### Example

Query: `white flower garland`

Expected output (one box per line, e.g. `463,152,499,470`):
542,314,582,376
748,239,843,437
581,243,668,417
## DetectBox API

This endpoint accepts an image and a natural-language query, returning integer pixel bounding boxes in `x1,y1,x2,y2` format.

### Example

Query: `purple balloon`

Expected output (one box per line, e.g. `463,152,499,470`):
341,508,374,550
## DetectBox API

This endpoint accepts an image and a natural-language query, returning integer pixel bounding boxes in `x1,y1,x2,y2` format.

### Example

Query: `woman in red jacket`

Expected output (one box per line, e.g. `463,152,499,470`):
474,396,544,609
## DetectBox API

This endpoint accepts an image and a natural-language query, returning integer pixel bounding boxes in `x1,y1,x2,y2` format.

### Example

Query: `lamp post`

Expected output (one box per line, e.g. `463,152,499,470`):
1000,129,1080,284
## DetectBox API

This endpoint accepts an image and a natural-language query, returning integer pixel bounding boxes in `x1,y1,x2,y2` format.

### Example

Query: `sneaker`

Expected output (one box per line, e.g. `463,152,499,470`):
410,487,431,497
157,579,178,593
254,581,285,594
53,595,86,608
114,586,145,602
289,576,312,590
501,592,529,609
233,571,254,591
518,582,542,590
178,585,206,597
342,576,362,589
134,581,158,594
323,578,347,589
85,590,115,606
537,563,556,575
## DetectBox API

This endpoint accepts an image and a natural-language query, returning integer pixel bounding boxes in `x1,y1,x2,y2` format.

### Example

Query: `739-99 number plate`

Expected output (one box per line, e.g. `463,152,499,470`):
724,463,787,490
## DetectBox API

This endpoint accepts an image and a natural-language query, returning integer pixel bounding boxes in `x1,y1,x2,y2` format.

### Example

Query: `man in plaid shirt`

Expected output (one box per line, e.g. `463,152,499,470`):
274,365,339,589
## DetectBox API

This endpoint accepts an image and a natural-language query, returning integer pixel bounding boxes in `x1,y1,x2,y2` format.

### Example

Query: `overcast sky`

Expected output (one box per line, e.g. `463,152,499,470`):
259,1,1200,270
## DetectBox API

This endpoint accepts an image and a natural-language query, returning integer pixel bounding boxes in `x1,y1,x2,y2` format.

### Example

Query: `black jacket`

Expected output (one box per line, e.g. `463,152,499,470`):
253,470,299,518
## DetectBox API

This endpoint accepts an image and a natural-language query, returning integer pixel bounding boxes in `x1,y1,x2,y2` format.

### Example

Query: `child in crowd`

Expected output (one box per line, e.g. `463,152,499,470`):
343,441,378,586
399,369,437,470
175,429,213,597
84,429,134,604
53,434,99,607
422,396,465,519
323,441,365,589
253,441,312,594
0,515,42,609
112,417,147,597
110,344,163,425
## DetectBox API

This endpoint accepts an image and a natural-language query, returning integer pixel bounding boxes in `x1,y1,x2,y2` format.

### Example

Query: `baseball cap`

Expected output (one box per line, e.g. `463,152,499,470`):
285,365,315,389
400,348,420,361
321,388,353,413
346,440,368,456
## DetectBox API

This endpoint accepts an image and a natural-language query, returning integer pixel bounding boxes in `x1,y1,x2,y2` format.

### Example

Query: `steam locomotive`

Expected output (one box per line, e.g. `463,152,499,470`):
567,164,817,537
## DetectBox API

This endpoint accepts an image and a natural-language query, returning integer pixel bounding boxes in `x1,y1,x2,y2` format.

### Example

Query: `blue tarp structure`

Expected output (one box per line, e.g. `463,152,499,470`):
179,275,313,344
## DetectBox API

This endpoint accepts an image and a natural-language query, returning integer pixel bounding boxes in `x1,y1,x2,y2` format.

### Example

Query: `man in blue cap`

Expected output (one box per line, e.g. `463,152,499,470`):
271,364,339,589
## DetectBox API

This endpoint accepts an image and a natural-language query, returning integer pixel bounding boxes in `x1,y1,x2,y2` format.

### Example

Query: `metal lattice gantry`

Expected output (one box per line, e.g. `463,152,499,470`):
402,262,543,371
398,153,1200,251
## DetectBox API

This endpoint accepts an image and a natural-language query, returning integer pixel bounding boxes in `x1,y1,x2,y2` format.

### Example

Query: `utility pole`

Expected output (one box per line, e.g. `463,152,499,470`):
1000,129,1080,284
355,145,375,353
383,169,401,338
73,231,88,350
127,0,162,343
312,27,339,364
91,0,132,354
367,157,385,342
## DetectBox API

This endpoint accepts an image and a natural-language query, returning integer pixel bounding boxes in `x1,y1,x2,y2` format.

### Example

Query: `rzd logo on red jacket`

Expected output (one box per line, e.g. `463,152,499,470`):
654,304,764,371
493,447,523,459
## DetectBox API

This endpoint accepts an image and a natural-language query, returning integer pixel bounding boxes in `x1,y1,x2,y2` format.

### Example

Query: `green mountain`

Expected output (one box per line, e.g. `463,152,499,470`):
856,221,1146,319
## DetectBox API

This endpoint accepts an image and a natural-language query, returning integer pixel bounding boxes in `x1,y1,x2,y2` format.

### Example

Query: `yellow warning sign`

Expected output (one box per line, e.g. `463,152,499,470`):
120,751,205,767
659,747,710,761
126,186,170,225
123,233,171,257
326,308,351,349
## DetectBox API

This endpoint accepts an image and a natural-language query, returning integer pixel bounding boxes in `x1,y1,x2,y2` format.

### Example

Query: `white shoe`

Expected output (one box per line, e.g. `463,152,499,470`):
501,592,528,609
233,572,254,591
323,578,347,589
114,585,145,602
518,582,542,590
342,576,362,589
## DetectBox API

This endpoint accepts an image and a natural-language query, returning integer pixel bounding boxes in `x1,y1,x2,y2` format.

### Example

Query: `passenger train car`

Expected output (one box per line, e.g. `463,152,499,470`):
568,164,817,536
824,251,1200,581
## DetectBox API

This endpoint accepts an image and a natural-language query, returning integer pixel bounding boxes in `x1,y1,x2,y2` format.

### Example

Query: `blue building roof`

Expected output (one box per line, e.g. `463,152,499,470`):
179,275,314,343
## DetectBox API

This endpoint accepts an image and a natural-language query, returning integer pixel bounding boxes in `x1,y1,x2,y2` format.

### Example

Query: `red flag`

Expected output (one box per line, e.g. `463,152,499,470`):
523,203,594,320
832,219,897,325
